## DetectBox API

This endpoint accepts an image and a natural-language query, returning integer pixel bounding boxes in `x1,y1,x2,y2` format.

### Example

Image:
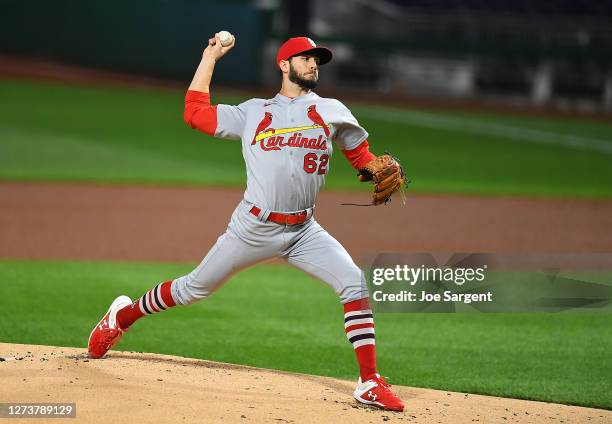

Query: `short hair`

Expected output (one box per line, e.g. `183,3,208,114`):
278,56,294,77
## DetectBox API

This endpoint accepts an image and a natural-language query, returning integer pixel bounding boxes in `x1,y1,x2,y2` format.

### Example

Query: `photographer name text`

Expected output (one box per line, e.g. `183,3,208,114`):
371,265,493,304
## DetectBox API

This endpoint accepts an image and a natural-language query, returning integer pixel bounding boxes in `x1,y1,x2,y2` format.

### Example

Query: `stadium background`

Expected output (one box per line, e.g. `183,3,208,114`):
1,0,611,418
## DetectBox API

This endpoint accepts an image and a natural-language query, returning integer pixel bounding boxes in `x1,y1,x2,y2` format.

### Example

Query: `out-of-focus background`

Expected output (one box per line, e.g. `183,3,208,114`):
1,0,611,417
1,0,612,197
2,0,612,112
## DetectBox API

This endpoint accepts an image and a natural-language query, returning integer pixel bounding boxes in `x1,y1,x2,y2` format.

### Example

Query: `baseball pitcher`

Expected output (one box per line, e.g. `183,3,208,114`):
88,34,405,412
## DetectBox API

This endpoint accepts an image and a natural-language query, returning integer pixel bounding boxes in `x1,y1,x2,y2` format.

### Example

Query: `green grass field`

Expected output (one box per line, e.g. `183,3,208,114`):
1,260,610,409
1,80,612,197
2,80,611,410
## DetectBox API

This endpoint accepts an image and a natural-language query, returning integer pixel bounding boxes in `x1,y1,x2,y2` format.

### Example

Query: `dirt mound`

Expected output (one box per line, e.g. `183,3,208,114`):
0,343,609,424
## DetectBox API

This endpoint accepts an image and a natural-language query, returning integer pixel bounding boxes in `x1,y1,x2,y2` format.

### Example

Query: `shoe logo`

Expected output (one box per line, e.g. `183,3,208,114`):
367,390,377,401
99,319,108,331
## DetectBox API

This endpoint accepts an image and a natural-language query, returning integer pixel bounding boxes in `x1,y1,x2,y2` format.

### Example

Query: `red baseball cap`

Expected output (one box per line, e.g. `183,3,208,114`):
276,37,333,67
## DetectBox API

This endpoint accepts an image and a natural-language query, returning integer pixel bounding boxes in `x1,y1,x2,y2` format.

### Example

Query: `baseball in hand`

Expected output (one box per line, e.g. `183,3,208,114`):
218,31,234,47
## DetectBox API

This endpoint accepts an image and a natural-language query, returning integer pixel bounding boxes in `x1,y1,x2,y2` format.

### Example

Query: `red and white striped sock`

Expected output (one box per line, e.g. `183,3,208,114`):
116,280,176,330
344,298,377,381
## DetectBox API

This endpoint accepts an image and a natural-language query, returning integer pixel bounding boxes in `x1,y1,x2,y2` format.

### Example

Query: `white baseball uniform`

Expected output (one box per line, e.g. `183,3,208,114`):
88,37,404,411
173,91,370,305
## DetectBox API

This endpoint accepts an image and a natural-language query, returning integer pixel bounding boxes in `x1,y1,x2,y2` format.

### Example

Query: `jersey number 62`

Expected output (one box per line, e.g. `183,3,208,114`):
303,153,329,175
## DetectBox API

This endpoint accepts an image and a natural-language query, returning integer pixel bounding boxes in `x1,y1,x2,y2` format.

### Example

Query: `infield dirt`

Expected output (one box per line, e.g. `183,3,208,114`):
2,182,612,262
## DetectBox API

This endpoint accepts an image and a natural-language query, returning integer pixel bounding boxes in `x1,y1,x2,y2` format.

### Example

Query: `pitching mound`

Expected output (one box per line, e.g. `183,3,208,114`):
1,343,609,424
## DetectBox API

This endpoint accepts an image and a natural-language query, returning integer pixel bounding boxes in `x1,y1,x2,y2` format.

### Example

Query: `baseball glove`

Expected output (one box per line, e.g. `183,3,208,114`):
358,153,406,205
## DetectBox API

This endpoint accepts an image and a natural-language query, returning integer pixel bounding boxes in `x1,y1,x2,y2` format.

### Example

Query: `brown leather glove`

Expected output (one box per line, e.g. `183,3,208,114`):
358,154,406,205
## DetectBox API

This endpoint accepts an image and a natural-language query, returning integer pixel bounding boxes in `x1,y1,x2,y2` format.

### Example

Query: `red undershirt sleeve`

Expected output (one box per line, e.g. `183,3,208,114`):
342,140,376,170
184,90,218,136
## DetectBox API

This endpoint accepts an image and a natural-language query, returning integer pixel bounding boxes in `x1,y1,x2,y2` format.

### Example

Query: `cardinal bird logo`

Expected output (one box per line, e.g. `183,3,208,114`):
307,105,330,137
252,112,274,145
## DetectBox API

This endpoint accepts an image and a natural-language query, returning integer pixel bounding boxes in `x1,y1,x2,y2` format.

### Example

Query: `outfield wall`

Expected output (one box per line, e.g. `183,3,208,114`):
0,0,266,84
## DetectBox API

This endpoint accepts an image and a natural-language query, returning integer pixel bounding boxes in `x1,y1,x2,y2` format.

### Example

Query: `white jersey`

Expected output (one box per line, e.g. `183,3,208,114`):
215,92,368,212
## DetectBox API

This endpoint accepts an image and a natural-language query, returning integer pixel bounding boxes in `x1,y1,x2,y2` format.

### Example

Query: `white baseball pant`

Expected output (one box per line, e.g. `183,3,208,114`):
171,200,368,305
